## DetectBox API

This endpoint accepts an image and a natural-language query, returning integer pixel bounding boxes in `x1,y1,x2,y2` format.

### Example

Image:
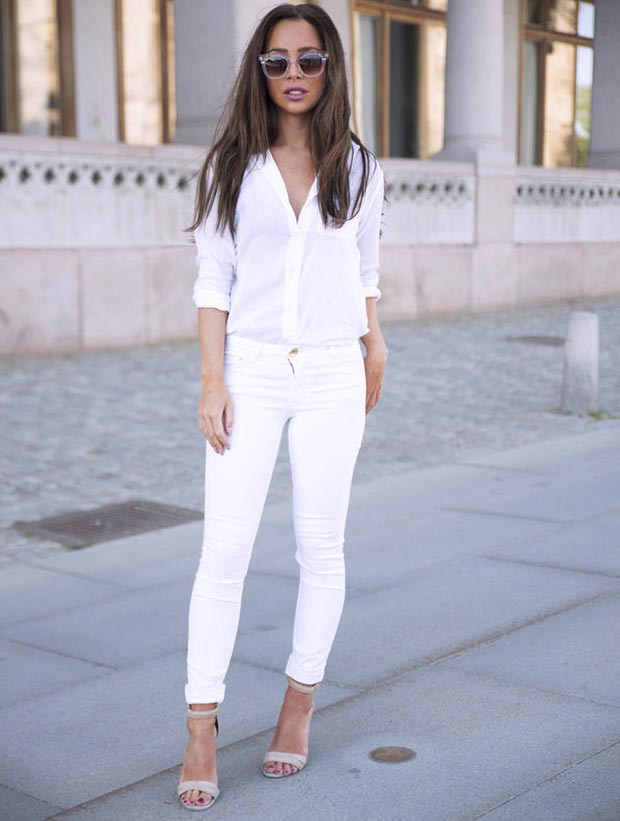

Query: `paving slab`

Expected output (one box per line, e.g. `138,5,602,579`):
0,563,123,628
261,459,557,534
16,516,284,591
456,425,620,476
262,431,620,544
348,425,620,529
6,521,205,590
442,463,619,523
0,572,300,669
483,511,620,577
45,664,620,821
0,783,62,821
250,507,560,592
233,555,620,690
480,741,620,821
0,637,107,709
440,591,620,708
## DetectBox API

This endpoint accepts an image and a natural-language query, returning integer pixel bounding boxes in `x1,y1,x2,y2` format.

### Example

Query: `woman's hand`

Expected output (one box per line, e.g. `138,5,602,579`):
363,342,388,413
197,375,234,455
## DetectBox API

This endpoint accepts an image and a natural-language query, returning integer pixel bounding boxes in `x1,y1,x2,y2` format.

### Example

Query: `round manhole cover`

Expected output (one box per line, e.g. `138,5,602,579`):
369,746,416,763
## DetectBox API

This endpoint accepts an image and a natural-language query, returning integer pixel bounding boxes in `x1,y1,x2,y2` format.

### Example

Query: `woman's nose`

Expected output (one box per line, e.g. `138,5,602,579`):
287,60,302,79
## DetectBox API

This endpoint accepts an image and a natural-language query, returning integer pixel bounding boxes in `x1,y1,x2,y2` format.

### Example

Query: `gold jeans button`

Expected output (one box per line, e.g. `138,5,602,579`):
289,347,298,356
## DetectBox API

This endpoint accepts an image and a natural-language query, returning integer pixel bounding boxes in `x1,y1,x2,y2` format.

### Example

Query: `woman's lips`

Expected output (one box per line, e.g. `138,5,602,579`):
284,89,308,100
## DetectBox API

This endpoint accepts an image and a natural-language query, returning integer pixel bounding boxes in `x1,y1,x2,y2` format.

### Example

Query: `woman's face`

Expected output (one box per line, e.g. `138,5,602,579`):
263,19,326,117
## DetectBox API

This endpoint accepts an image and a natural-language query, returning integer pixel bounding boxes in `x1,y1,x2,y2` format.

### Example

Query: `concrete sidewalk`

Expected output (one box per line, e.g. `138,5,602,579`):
2,424,620,820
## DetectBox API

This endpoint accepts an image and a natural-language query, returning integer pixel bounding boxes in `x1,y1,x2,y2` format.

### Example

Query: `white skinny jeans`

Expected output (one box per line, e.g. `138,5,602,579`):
184,332,367,705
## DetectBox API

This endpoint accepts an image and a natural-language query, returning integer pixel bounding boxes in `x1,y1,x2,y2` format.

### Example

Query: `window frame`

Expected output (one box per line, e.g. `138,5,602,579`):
350,0,447,158
0,0,75,136
518,0,595,166
114,0,175,145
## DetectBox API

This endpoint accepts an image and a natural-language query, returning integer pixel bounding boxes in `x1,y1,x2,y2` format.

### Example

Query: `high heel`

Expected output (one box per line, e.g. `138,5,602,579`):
262,676,318,778
178,704,220,811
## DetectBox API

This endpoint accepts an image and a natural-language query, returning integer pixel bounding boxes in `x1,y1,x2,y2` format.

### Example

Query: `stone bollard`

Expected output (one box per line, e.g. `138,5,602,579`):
560,311,599,414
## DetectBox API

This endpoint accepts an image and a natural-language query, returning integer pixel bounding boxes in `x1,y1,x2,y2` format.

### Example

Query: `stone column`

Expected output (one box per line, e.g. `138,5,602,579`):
431,0,511,165
430,1,519,311
589,0,620,169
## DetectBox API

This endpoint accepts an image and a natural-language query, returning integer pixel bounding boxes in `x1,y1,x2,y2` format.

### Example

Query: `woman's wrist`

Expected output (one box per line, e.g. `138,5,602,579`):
201,368,225,381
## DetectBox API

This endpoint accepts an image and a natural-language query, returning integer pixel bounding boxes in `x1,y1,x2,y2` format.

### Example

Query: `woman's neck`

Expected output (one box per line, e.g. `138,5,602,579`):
272,111,312,151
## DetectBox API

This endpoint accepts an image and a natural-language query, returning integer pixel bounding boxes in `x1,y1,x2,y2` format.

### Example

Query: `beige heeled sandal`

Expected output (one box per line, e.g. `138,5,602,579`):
178,704,220,811
262,675,319,778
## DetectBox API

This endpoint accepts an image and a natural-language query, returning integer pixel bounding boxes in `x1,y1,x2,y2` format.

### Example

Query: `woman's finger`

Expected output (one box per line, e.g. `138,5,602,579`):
211,416,230,452
223,396,234,436
365,377,382,412
198,407,221,453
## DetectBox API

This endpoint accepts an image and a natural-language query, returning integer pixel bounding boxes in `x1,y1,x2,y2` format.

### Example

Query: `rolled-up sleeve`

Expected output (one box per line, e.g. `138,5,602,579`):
356,159,385,301
192,185,236,312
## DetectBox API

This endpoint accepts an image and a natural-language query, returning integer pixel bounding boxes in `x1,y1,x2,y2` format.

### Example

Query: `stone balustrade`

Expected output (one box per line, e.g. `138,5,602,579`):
514,166,620,244
0,137,202,248
380,158,476,246
4,138,620,249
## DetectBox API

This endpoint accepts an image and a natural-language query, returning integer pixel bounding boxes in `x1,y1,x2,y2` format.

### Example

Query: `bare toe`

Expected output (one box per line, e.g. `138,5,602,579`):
181,789,195,805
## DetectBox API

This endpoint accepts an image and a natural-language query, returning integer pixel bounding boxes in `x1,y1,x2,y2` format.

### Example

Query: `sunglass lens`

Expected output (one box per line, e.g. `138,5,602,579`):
264,56,287,78
299,54,323,76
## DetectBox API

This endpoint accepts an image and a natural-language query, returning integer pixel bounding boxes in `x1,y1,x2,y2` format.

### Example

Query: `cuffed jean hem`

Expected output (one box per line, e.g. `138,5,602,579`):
284,657,325,687
184,683,226,705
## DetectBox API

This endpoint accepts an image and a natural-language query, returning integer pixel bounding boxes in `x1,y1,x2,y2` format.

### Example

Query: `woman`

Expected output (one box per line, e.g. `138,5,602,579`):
178,2,388,811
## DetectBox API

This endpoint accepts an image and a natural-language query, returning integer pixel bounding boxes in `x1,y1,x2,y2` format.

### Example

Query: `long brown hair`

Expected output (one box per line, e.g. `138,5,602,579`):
186,2,380,239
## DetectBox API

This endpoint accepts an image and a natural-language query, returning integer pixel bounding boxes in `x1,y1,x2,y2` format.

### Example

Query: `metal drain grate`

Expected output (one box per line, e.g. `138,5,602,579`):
13,499,203,549
505,335,564,347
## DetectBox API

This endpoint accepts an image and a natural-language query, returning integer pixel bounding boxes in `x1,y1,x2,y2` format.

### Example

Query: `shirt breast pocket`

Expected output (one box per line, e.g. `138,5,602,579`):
315,212,360,239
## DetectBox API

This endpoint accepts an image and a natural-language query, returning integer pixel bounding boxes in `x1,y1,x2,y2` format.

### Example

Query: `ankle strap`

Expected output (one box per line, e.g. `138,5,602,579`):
187,705,218,718
287,675,318,694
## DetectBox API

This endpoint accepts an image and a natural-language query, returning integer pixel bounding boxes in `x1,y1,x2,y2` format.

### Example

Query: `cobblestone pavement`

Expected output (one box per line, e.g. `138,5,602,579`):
1,295,619,558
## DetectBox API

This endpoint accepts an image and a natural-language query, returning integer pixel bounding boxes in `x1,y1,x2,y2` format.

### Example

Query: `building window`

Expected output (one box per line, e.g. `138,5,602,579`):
351,0,447,158
115,0,175,145
0,0,75,136
519,0,595,167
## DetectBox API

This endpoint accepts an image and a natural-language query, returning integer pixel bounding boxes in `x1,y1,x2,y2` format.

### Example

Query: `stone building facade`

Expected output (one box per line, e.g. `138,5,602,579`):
1,0,619,355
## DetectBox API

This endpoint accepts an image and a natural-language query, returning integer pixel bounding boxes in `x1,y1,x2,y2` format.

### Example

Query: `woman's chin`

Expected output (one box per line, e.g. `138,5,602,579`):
275,99,317,115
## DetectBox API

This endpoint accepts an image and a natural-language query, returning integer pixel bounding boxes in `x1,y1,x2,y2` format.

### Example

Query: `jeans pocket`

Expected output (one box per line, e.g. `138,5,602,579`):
326,343,366,382
327,343,363,363
223,341,264,366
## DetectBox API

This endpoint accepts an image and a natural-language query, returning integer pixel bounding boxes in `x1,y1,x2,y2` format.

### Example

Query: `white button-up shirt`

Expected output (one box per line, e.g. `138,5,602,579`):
192,141,384,346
